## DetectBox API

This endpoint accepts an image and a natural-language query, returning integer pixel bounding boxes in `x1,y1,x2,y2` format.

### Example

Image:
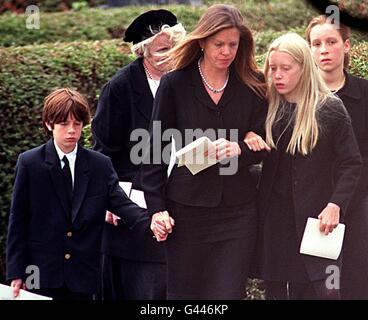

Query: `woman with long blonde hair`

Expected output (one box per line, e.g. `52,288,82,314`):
246,33,361,299
141,4,267,299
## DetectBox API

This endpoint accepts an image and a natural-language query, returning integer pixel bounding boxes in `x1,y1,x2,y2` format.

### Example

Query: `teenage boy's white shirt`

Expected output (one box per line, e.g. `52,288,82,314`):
53,140,77,186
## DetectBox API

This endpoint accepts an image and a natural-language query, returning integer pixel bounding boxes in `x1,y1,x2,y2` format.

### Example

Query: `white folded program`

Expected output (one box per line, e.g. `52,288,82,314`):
175,136,219,175
0,283,52,300
300,217,345,260
119,181,147,209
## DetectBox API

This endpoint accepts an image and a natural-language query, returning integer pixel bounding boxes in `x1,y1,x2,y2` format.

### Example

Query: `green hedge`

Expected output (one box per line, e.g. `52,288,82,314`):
0,5,203,47
1,2,367,52
1,39,367,282
0,0,324,47
0,0,105,13
349,42,368,79
0,6,368,54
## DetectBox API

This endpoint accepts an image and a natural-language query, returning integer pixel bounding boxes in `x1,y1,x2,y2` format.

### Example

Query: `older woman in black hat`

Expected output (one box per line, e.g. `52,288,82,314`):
92,9,185,300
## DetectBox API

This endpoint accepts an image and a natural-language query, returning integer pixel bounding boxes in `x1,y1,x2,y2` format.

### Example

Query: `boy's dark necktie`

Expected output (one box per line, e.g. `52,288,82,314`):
62,155,73,203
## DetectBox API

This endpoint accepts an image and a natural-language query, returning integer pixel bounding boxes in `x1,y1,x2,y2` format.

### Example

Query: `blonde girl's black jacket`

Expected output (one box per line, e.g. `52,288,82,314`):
257,98,362,281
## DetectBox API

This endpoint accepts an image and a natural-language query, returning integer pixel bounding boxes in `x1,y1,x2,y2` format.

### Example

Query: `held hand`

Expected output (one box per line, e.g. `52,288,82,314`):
105,211,120,226
206,138,241,161
151,211,175,242
318,203,340,235
11,279,25,298
244,131,271,152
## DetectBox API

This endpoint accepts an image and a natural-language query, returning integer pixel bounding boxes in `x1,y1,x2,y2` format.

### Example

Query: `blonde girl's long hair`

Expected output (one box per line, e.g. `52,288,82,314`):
162,4,266,97
264,33,335,155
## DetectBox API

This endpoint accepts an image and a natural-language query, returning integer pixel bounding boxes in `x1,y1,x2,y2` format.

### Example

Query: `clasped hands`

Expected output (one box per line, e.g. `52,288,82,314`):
151,211,175,242
105,209,175,242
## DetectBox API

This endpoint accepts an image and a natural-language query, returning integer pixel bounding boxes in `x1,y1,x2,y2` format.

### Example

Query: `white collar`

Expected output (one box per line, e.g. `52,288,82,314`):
53,140,78,161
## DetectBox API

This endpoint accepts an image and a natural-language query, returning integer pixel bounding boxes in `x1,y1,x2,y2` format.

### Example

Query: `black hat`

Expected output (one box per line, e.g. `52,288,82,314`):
123,9,178,44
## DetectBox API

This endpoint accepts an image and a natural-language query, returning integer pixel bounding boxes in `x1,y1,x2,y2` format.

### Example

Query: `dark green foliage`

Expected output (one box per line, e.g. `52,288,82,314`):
0,0,349,48
0,0,104,13
1,3,366,52
0,6,203,47
349,42,368,79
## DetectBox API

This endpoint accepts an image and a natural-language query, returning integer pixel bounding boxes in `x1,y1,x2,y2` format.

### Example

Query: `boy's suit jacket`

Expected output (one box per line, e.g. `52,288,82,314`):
6,139,149,294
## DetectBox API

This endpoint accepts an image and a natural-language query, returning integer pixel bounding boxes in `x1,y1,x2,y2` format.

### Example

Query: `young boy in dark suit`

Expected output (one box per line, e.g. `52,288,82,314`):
6,88,149,300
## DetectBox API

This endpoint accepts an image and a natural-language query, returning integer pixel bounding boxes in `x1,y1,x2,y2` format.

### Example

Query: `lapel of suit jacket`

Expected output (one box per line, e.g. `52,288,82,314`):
45,139,71,218
71,145,89,223
130,58,154,122
215,64,238,109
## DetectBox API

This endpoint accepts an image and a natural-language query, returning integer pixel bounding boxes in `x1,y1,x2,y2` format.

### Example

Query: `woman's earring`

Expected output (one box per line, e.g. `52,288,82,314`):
201,48,204,52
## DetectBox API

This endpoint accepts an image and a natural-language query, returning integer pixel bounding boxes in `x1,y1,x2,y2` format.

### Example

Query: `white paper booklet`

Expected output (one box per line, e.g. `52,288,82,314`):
0,284,52,300
130,189,147,209
118,181,147,209
167,135,176,178
176,136,219,175
300,217,345,260
119,181,132,197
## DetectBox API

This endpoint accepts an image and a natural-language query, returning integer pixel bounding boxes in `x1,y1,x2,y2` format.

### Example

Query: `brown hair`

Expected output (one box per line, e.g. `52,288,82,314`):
42,88,91,135
305,15,351,69
163,4,265,97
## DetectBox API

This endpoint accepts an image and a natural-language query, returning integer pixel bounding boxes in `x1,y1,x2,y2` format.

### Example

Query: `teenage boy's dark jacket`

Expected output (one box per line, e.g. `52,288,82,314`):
6,139,148,294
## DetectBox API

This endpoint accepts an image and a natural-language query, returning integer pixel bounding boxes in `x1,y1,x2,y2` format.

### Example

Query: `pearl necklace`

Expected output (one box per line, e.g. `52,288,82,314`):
198,58,229,94
143,64,160,87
